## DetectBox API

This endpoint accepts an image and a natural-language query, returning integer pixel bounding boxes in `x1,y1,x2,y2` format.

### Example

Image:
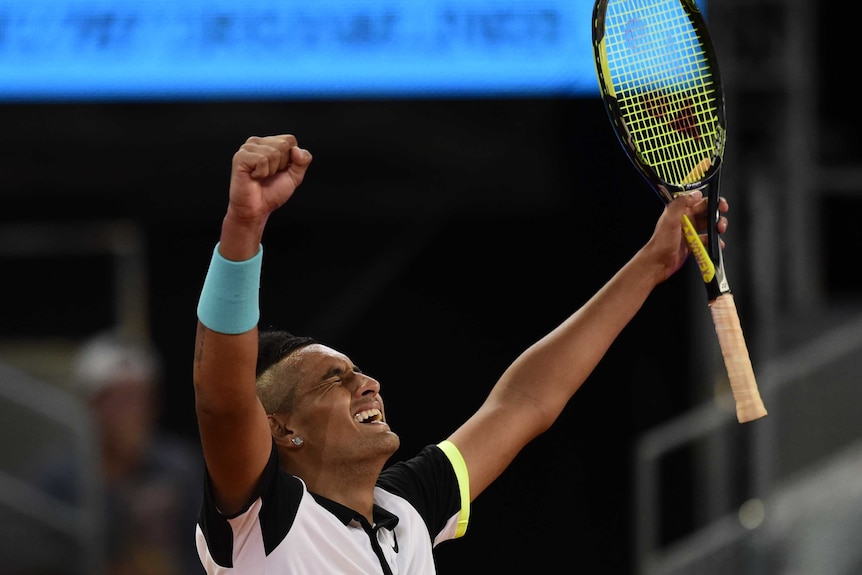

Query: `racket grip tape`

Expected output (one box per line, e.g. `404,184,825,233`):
709,293,767,423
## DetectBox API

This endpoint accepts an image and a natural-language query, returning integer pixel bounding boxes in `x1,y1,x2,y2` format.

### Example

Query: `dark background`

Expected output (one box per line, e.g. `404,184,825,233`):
4,1,862,572
1,97,711,573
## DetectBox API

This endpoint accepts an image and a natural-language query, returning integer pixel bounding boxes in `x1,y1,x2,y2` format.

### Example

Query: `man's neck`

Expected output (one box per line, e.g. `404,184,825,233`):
287,456,388,523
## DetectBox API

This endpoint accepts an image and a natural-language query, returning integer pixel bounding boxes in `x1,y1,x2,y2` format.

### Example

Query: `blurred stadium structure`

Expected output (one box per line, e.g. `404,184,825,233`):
635,0,862,573
0,223,145,573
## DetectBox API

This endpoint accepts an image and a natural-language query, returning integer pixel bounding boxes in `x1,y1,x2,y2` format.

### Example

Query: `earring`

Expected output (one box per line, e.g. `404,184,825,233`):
291,436,304,446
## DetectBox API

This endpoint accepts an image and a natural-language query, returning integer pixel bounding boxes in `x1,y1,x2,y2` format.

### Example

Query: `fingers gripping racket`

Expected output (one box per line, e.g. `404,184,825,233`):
592,0,766,423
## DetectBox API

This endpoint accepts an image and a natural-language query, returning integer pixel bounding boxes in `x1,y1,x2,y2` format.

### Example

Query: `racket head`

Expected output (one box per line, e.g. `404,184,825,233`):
592,0,726,204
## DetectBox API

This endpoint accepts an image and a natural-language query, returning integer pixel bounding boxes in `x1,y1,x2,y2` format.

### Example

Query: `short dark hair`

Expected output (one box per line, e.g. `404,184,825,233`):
256,329,318,378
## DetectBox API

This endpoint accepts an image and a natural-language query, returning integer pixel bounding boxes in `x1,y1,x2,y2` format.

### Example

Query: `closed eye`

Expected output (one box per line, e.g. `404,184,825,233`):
312,365,363,394
310,377,341,395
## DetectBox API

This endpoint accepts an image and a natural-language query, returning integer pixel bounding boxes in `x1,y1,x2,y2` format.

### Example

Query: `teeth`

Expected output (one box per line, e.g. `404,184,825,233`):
354,409,382,423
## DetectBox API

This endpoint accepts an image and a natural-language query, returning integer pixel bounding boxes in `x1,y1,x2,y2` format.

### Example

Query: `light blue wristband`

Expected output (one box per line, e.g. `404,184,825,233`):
196,243,262,334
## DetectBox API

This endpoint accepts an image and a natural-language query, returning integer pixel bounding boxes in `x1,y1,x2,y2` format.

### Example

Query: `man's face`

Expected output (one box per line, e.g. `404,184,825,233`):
282,344,400,464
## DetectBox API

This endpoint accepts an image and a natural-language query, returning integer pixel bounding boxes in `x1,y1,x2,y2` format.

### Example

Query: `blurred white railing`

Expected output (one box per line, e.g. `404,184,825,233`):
0,363,105,574
634,313,862,575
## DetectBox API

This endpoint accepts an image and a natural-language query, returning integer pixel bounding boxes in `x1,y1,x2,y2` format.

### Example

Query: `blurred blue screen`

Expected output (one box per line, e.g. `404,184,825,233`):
0,0,706,102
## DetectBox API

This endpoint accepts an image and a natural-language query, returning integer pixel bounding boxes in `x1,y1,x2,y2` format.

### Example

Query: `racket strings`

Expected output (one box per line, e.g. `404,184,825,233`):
601,0,721,186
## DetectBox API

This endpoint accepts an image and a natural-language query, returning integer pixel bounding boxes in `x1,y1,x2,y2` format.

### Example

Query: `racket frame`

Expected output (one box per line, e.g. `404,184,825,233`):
592,0,728,302
591,0,766,423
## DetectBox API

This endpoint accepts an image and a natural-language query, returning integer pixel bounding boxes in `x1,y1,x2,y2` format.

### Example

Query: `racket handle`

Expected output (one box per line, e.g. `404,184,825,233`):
681,214,715,283
709,293,767,423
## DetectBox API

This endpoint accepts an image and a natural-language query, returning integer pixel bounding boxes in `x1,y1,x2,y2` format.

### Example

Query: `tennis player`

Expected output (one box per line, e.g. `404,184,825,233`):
192,134,728,573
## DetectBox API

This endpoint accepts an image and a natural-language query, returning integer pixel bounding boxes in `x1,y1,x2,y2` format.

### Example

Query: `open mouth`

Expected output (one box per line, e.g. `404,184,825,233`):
354,408,382,424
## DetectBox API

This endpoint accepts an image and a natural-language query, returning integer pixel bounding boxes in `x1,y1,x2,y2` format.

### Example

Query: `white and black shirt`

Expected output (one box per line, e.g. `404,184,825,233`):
196,440,470,574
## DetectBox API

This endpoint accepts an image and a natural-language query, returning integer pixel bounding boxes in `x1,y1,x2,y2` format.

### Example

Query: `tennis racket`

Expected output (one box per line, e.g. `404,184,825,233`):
592,0,766,423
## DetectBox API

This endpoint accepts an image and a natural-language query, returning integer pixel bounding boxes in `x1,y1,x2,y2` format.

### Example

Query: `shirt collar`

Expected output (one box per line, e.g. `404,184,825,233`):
310,492,400,531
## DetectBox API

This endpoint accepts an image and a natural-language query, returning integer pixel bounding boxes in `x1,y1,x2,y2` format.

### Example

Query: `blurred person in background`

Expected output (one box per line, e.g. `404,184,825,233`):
31,330,204,575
